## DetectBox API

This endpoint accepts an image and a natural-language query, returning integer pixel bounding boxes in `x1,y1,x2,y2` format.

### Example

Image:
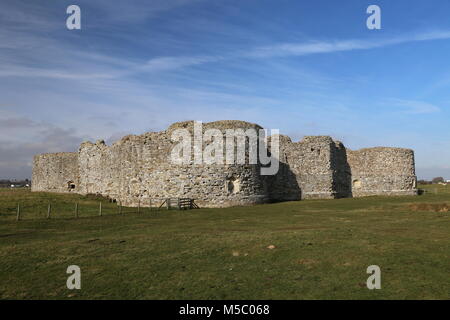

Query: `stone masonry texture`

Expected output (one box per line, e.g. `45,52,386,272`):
32,120,418,207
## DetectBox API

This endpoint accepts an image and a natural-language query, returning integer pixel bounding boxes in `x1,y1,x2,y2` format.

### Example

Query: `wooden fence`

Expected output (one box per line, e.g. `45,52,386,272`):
7,198,199,222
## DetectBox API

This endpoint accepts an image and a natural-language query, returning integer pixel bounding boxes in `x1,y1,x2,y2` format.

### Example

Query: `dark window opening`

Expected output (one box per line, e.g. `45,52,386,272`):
226,177,240,194
67,181,76,191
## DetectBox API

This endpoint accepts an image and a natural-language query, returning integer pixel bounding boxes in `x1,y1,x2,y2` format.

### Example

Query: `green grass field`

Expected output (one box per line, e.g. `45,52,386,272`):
0,186,449,299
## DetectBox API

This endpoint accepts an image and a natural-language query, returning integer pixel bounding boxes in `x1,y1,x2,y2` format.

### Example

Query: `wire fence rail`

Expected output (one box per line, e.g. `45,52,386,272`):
0,197,199,222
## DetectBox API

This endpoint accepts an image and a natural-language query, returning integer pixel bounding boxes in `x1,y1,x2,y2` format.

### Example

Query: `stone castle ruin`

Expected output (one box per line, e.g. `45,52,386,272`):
32,120,418,207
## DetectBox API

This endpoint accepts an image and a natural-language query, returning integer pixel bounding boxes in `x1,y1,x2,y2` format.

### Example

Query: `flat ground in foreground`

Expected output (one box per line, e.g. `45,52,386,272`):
0,186,449,299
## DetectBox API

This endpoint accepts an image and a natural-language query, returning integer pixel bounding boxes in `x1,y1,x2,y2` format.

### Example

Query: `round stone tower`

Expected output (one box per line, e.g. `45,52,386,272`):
76,120,270,208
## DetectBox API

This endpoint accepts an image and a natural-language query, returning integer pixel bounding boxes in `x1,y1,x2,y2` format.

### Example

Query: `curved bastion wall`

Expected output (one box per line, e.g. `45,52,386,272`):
346,147,417,197
31,120,418,207
36,120,269,208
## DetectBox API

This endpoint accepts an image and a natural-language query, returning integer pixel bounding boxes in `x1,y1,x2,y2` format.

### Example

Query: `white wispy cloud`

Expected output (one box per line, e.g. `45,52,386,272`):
0,66,118,80
2,23,450,79
90,0,204,23
1,1,450,180
142,55,223,72
129,30,450,73
389,99,441,114
248,30,450,58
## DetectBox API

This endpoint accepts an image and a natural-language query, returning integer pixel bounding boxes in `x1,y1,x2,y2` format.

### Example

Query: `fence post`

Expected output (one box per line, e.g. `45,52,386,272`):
119,202,122,215
149,198,152,212
47,203,51,219
138,199,140,214
99,202,102,217
167,198,170,210
75,203,78,218
16,203,20,221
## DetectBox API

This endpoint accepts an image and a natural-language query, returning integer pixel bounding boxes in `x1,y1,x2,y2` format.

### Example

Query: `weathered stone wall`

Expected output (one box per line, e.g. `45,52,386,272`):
347,147,417,197
31,120,418,207
31,152,79,193
269,137,416,201
76,120,268,208
265,135,301,202
331,141,352,198
270,135,339,200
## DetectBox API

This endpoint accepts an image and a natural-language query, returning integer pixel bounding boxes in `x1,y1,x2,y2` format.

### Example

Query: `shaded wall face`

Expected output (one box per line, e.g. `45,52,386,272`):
270,136,337,201
31,153,79,193
347,148,417,196
266,162,302,202
294,137,336,199
269,138,417,200
266,135,301,201
331,142,352,198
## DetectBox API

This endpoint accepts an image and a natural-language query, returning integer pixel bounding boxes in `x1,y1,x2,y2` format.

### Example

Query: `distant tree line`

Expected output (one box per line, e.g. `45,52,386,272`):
0,179,31,188
418,177,447,185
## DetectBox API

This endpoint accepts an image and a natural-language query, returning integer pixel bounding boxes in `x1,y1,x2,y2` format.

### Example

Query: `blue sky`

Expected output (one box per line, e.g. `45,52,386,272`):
1,0,450,179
